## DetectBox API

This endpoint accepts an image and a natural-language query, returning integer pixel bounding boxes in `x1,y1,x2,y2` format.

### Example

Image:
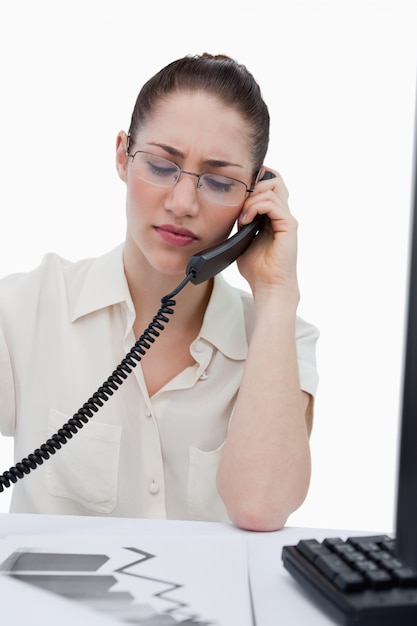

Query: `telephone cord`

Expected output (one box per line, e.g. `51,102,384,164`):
0,273,194,492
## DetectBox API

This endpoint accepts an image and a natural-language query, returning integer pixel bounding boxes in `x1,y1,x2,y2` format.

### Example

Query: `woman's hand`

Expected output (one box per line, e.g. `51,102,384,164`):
237,168,299,296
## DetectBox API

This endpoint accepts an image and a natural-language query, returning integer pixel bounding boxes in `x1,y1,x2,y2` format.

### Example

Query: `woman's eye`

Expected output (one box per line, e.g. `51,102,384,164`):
147,158,177,178
203,175,234,193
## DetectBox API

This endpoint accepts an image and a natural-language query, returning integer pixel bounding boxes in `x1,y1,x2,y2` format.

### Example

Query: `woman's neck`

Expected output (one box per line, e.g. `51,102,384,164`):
123,244,214,334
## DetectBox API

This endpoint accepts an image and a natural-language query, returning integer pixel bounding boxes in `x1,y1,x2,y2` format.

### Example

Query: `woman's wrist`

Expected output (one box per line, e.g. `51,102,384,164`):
253,280,300,311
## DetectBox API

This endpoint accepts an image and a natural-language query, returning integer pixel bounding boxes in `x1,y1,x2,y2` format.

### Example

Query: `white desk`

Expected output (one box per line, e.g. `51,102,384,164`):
0,513,380,625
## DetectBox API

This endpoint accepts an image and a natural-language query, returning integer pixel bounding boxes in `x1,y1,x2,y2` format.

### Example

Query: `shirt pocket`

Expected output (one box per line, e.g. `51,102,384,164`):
45,408,122,513
187,444,230,522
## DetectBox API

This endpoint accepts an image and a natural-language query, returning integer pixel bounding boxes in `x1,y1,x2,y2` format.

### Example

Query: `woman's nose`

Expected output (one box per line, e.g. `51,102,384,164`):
163,173,200,216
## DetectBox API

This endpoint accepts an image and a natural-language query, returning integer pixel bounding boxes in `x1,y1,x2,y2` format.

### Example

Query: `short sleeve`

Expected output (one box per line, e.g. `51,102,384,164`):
0,323,16,436
295,315,320,397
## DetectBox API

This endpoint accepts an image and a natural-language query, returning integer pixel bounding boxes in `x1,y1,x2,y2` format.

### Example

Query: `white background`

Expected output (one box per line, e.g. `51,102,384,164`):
0,0,416,532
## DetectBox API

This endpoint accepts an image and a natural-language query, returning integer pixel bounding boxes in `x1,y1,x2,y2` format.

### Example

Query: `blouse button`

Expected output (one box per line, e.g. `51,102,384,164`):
149,480,160,495
194,340,205,353
145,408,152,418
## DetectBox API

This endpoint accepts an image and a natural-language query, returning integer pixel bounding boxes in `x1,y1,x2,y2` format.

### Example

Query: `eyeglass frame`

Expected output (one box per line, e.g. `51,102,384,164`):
125,139,256,207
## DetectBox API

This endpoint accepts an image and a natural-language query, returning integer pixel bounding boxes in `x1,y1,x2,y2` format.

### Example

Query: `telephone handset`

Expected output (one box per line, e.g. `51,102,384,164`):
186,213,265,284
187,169,275,284
0,171,275,491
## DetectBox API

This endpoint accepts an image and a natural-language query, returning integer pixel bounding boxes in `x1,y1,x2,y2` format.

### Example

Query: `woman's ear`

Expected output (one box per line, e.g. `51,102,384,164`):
115,131,129,182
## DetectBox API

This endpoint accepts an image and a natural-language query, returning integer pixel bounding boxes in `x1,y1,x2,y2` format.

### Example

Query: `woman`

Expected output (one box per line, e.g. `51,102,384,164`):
0,53,318,531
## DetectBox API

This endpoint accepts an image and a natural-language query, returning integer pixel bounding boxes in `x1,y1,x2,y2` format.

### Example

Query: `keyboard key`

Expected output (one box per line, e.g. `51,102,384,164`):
363,568,393,589
347,535,391,552
382,557,406,571
315,554,354,580
323,537,344,549
343,550,367,564
372,549,393,564
354,559,381,573
380,537,397,554
333,571,366,592
392,567,417,587
296,539,332,563
333,543,358,558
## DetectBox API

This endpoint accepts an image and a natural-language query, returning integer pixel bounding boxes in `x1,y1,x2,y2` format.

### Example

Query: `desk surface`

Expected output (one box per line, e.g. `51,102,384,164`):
0,513,382,626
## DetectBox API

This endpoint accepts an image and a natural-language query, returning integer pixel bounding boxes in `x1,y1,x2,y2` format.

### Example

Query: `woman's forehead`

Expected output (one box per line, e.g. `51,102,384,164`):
137,91,252,162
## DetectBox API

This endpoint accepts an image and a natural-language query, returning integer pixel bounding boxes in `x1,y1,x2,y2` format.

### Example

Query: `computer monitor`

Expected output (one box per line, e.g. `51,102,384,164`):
395,89,417,569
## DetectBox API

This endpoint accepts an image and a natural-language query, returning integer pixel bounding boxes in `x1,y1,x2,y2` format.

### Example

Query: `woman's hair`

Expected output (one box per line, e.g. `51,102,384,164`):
128,53,270,179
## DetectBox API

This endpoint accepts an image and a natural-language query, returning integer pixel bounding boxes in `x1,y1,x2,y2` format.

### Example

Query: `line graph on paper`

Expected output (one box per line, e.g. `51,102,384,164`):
0,534,253,625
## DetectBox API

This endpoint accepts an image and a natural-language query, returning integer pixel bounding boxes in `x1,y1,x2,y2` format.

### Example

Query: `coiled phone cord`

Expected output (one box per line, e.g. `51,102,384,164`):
0,273,194,492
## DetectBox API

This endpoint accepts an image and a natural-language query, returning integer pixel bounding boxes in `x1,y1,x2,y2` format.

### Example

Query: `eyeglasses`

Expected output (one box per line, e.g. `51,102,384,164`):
127,150,253,207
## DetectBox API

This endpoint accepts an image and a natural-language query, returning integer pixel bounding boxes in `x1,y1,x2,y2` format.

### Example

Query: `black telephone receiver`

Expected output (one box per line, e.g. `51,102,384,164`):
186,213,265,284
0,171,276,492
186,170,275,284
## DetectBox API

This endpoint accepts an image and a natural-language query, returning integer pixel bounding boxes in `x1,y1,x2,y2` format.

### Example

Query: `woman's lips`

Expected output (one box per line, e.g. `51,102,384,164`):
155,224,199,247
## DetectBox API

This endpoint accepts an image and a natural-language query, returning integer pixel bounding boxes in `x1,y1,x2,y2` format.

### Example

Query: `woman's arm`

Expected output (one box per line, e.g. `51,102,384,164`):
216,170,314,531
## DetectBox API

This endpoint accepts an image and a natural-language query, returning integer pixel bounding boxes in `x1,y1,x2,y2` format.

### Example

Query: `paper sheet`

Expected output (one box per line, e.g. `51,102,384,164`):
0,533,253,626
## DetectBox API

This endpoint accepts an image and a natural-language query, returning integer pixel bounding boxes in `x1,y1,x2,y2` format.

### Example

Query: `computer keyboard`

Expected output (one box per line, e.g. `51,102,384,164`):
282,535,417,625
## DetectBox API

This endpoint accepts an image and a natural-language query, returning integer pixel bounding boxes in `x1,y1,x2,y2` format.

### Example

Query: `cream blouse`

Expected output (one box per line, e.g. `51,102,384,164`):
0,245,319,521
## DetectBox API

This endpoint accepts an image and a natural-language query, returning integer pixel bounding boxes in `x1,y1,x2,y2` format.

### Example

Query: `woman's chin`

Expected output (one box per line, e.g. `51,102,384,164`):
152,258,188,281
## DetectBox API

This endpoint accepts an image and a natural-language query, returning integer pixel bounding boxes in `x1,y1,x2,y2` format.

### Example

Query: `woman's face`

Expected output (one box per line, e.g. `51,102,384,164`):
117,90,255,278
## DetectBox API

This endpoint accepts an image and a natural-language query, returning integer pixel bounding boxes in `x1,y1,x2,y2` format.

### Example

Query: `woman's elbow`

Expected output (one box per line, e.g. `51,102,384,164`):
220,478,311,532
224,495,307,532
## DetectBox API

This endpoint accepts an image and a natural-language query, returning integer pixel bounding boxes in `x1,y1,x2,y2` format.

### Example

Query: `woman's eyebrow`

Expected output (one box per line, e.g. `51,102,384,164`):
204,158,242,169
147,142,183,157
147,142,242,169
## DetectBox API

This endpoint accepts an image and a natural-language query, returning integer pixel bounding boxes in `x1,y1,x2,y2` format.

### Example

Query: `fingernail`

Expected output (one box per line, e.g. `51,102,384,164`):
239,211,247,225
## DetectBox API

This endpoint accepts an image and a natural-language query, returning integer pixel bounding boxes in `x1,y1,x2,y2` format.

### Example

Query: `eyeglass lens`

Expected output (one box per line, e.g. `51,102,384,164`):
130,151,248,207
